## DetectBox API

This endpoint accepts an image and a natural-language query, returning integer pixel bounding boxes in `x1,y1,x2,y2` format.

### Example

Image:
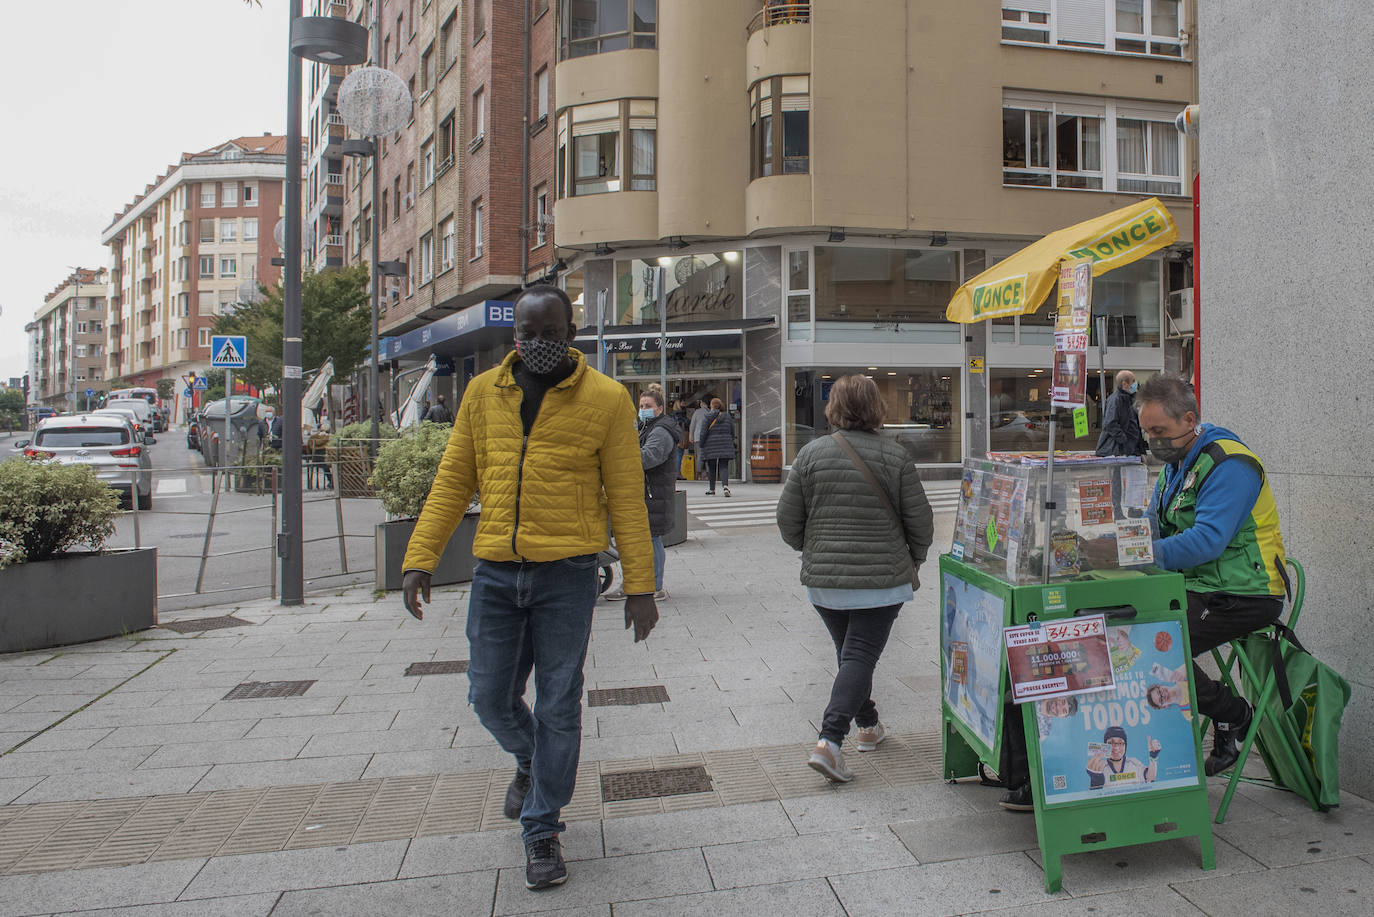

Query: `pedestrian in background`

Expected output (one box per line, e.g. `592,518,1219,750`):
776,374,934,782
424,394,454,425
670,400,690,478
606,388,677,600
1095,370,1146,456
697,397,736,496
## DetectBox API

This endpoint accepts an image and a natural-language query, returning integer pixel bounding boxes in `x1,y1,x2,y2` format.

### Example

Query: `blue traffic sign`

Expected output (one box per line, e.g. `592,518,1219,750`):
192,377,209,390
183,388,193,397
85,388,94,397
210,335,247,369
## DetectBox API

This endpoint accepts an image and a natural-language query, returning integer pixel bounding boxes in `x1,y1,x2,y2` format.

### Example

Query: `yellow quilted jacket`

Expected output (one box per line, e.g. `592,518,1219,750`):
402,348,656,594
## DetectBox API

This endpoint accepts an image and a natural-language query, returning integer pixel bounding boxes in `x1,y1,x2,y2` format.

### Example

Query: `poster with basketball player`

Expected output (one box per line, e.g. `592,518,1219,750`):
1035,620,1199,804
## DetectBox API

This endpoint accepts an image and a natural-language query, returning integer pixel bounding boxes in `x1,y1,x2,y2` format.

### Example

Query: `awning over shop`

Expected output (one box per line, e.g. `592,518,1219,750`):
945,197,1179,324
377,300,514,363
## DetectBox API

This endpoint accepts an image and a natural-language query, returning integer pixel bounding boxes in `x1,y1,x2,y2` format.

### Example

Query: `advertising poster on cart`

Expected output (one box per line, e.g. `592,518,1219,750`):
942,572,1006,752
1035,620,1198,804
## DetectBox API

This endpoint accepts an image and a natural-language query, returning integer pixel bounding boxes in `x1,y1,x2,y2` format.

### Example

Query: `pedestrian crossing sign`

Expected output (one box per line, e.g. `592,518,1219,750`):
192,377,208,390
210,335,247,368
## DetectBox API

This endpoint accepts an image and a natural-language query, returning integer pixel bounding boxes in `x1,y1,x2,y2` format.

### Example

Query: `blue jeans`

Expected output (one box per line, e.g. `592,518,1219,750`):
466,555,599,841
651,535,665,591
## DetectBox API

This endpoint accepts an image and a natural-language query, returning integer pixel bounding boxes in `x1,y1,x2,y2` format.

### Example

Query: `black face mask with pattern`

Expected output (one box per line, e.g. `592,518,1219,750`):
516,337,570,375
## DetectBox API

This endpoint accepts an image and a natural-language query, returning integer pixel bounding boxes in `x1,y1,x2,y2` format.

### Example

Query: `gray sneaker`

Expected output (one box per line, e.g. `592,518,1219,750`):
524,835,568,889
807,739,853,782
503,770,531,820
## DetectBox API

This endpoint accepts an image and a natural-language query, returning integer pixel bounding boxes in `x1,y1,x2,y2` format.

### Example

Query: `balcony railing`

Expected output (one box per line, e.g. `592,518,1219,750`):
747,1,811,36
325,234,344,247
327,112,345,126
326,172,344,185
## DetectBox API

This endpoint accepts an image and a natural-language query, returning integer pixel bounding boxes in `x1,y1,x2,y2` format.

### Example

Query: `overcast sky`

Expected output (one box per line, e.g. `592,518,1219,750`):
0,0,291,386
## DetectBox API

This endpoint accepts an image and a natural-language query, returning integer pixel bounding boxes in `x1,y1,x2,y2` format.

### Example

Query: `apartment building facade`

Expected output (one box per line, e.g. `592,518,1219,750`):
27,269,110,410
339,0,558,412
548,0,1197,477
100,136,286,411
305,0,349,274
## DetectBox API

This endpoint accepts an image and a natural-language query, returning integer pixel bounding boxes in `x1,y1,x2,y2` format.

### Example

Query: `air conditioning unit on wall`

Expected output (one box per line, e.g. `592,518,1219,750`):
1165,289,1194,336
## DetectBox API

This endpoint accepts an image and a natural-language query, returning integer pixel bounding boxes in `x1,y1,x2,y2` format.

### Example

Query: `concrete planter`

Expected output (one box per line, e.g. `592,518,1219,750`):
375,514,478,591
0,548,158,653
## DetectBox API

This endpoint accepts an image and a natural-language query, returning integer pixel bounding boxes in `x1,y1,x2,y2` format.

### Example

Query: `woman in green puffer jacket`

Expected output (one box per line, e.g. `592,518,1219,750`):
776,374,934,783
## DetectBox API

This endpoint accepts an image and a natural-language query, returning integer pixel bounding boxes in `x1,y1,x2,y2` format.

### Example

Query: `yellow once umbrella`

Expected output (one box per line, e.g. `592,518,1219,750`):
945,197,1178,323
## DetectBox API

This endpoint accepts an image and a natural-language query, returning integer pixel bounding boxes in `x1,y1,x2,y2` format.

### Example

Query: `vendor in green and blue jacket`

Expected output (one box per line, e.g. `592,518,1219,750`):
1137,374,1288,778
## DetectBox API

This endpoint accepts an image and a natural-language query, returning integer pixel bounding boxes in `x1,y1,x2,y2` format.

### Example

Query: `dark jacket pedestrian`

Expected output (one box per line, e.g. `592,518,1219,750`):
697,399,736,495
776,374,934,784
1095,372,1146,456
424,395,454,425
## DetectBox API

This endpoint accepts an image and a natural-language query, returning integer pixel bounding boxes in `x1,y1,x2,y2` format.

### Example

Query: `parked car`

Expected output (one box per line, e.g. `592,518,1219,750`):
105,399,158,443
106,387,166,432
90,407,148,444
26,414,152,509
195,397,264,466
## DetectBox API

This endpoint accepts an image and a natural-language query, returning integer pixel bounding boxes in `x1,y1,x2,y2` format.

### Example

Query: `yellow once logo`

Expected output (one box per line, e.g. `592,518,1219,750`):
1067,207,1170,265
970,274,1027,317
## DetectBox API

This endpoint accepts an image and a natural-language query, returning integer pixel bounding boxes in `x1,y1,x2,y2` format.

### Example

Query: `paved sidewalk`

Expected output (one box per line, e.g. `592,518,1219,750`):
1,503,1371,915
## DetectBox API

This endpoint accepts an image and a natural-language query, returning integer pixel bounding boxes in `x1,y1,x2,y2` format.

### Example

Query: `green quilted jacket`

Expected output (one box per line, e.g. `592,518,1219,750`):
776,430,935,589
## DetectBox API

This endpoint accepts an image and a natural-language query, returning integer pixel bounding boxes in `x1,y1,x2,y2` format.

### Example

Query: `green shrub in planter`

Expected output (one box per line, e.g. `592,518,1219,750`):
0,461,121,568
368,421,453,518
331,421,399,448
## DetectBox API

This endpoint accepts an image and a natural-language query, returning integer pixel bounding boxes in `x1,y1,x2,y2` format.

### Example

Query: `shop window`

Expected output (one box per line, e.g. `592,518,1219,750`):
786,249,812,341
614,251,742,326
813,246,961,343
989,255,1162,349
561,0,656,59
786,367,962,466
750,75,810,180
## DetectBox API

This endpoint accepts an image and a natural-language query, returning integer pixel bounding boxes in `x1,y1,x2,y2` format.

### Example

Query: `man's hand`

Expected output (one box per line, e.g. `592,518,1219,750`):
402,570,432,620
1086,752,1106,774
624,594,659,642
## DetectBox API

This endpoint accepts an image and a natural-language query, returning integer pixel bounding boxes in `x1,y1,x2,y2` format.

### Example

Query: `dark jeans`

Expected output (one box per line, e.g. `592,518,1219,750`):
705,458,730,490
1187,590,1282,724
465,555,599,841
814,604,902,744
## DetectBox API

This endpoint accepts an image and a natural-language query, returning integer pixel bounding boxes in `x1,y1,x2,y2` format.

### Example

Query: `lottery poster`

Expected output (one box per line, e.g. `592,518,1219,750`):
1004,615,1115,704
941,571,1006,751
1034,620,1198,804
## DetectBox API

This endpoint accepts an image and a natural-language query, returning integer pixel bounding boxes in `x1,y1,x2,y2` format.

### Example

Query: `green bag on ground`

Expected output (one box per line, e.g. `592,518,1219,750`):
1239,625,1351,809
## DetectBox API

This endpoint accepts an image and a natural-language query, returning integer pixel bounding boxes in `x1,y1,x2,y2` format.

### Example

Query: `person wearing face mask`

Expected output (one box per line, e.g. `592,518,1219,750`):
605,388,677,600
1135,373,1288,778
1094,370,1147,457
399,285,658,892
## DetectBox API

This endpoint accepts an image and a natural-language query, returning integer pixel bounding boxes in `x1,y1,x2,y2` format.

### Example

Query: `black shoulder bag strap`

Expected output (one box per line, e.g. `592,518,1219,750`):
831,432,918,585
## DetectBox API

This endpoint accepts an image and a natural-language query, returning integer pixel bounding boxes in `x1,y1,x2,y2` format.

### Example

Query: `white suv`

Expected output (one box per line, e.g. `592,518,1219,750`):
27,414,152,509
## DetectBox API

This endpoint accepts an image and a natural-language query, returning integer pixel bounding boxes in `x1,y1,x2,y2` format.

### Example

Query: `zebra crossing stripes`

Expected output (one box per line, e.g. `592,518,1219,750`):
688,498,780,529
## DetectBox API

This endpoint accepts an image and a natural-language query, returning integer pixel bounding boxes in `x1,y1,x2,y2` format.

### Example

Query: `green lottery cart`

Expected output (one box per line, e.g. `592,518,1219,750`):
939,453,1216,893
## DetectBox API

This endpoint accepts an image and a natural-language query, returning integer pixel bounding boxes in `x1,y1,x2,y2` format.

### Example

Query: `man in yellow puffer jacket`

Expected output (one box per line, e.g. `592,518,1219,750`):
401,286,657,891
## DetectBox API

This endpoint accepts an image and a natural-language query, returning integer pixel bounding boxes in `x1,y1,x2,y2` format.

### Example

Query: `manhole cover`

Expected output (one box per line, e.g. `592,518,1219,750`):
168,531,229,539
601,765,713,801
404,660,468,676
587,685,670,707
223,680,316,700
159,615,252,633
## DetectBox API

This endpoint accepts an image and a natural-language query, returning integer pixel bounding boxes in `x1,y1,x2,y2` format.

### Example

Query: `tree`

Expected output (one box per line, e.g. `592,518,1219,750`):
0,388,23,432
155,379,176,402
212,266,370,392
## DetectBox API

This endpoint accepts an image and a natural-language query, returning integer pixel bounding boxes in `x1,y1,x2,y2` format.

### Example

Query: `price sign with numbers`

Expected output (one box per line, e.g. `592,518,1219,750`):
1004,613,1115,704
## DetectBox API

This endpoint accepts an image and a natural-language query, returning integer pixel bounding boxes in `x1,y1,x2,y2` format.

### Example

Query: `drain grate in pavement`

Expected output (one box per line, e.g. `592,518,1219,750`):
601,765,713,801
159,615,253,634
587,685,670,707
404,660,469,676
223,680,316,700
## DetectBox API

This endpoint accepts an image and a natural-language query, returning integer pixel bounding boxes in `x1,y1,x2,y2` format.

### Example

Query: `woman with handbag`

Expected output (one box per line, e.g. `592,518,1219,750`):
776,374,935,782
697,397,737,496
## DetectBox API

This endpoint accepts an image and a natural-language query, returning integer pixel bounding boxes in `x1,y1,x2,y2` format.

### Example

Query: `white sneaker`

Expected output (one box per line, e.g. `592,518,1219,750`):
602,589,627,602
807,739,853,783
854,722,887,752
653,589,669,600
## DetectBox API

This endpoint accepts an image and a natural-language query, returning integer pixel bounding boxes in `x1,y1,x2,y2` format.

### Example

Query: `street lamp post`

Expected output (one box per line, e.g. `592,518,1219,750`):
284,5,368,606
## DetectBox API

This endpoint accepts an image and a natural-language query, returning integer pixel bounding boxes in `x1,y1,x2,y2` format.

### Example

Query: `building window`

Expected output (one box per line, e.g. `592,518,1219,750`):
1001,0,1182,57
200,184,215,207
556,98,656,197
220,257,236,278
613,252,743,326
405,248,415,295
535,0,549,15
438,114,456,168
243,182,256,204
421,139,435,186
200,219,215,243
471,200,484,258
199,328,211,347
750,75,809,179
786,249,812,341
1002,93,1182,195
199,256,214,278
420,232,434,281
440,215,455,271
471,88,486,144
222,183,238,206
535,67,549,124
76,344,87,357
534,185,548,246
243,217,258,241
221,220,238,243
393,177,403,220
813,247,961,341
177,328,189,350
406,162,415,202
473,0,485,39
561,0,656,58
439,13,456,69
380,190,389,229
421,44,435,93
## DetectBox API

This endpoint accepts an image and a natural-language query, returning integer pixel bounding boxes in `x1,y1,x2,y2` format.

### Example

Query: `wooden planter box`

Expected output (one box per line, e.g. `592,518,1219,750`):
0,548,158,653
375,513,479,591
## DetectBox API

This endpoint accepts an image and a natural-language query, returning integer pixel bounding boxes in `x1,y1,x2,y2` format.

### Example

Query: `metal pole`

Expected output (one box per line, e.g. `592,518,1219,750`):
333,457,348,574
367,0,381,458
224,369,233,471
281,0,306,605
1096,314,1108,426
270,467,279,599
1042,415,1056,585
657,266,667,397
596,289,607,373
195,471,221,595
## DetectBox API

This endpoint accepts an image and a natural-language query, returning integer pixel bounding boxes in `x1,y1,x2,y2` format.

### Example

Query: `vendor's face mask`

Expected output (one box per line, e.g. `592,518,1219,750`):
516,337,570,375
1149,427,1198,464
